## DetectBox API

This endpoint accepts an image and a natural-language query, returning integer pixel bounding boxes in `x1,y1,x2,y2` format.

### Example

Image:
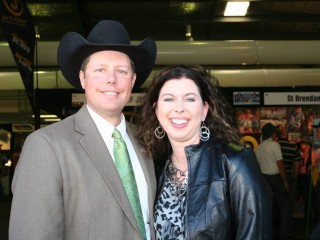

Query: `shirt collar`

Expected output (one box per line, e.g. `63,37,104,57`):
86,104,126,140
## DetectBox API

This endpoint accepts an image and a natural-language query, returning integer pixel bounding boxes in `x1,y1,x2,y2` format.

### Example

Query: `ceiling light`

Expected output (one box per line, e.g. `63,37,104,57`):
35,26,40,39
186,24,194,41
224,1,250,16
182,2,196,14
32,114,58,118
44,118,61,122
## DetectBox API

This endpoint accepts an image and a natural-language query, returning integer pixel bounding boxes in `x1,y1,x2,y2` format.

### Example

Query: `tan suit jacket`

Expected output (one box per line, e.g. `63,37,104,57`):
9,106,156,240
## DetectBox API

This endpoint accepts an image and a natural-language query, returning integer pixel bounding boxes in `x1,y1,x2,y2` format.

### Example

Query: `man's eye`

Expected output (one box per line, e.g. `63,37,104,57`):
117,69,128,75
95,68,104,73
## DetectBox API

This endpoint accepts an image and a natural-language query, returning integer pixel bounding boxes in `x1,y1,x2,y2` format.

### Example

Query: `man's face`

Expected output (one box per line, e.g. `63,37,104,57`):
79,51,136,126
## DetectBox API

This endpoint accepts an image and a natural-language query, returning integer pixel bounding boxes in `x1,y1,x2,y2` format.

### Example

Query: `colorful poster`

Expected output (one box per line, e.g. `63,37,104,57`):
233,91,260,105
236,108,260,134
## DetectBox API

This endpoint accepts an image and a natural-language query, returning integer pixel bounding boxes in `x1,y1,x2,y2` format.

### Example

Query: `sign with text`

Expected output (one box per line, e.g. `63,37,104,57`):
264,92,320,105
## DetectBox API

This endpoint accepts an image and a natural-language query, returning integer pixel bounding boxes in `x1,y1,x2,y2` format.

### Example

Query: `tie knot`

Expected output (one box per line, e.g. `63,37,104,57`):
112,128,122,140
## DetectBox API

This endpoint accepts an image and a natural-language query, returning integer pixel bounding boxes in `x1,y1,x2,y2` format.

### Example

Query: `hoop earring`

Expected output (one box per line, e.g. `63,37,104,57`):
200,122,210,141
155,125,165,139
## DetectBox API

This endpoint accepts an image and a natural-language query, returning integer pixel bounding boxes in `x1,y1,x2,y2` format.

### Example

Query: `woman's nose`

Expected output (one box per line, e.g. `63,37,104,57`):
175,101,184,113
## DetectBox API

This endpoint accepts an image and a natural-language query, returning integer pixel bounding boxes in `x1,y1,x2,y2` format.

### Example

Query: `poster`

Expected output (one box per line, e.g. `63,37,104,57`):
233,91,260,105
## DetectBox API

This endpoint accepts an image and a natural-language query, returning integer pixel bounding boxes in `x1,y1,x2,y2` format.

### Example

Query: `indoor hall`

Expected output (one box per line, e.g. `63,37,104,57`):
1,1,320,239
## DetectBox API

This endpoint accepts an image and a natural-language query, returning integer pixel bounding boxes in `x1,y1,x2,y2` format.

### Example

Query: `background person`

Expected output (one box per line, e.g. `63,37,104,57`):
277,126,301,238
9,20,157,240
0,144,8,202
255,122,290,240
297,138,319,224
9,145,22,196
138,65,272,239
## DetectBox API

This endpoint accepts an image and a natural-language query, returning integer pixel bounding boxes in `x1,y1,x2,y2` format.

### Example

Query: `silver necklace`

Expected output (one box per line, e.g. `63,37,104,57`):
167,160,188,198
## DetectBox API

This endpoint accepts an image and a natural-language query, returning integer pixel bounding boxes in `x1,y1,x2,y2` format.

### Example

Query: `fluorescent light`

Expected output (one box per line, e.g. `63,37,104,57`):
32,114,58,118
5,160,12,167
44,118,61,122
224,1,250,16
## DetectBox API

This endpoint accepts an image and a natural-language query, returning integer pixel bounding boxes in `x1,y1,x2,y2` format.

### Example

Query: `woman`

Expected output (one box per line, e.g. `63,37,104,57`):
297,138,319,222
138,65,272,239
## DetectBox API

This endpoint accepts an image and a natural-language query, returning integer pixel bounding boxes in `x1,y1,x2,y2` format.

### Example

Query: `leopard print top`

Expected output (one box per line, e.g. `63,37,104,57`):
154,175,187,240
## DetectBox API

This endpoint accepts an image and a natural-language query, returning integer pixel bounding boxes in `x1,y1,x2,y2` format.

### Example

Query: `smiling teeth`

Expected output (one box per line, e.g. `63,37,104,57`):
103,92,117,95
172,119,187,124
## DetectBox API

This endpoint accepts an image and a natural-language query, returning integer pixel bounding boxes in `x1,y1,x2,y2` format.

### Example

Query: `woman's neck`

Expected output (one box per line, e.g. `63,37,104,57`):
171,146,188,171
170,136,200,161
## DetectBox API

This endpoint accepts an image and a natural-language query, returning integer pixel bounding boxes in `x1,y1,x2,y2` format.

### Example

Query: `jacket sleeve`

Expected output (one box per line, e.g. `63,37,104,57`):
228,147,272,240
9,131,64,240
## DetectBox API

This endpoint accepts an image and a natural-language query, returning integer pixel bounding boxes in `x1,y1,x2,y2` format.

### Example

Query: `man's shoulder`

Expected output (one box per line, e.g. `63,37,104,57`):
258,139,281,150
271,140,282,151
278,138,297,149
29,114,76,140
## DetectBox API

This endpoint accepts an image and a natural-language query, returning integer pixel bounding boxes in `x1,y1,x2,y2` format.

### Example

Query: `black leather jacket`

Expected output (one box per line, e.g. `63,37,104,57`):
156,137,272,240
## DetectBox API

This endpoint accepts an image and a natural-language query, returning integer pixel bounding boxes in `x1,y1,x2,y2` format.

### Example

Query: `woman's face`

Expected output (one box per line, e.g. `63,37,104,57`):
155,78,209,145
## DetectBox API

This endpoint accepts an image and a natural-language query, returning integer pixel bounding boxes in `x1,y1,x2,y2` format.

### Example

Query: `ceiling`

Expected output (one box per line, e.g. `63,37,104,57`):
1,0,319,42
1,0,320,125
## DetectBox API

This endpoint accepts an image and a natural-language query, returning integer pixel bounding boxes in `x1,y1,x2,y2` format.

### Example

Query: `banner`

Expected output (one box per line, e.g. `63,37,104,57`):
0,0,35,110
264,92,320,105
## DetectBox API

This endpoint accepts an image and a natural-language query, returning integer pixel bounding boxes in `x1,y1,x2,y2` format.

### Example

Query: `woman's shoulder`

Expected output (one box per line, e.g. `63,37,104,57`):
213,139,255,165
227,142,245,152
211,138,246,155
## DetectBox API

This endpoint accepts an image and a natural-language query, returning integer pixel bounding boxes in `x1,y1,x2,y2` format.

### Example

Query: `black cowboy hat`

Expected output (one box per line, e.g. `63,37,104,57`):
57,20,157,91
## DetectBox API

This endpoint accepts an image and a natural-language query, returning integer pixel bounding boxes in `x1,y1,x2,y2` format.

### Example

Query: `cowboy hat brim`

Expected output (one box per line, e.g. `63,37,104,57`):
57,31,156,91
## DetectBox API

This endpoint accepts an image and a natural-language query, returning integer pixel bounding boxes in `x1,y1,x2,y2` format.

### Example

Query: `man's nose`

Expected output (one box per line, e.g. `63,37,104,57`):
105,70,116,84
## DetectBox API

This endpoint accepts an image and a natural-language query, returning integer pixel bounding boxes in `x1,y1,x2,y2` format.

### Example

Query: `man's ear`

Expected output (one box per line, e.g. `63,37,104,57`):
131,73,136,89
79,70,86,90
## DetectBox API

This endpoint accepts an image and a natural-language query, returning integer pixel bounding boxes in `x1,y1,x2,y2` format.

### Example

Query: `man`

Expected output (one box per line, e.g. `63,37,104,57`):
0,144,8,201
256,122,290,240
277,126,301,238
9,20,157,240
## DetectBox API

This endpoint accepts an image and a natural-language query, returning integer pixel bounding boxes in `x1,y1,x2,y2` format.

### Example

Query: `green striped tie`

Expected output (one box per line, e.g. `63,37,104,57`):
112,129,147,240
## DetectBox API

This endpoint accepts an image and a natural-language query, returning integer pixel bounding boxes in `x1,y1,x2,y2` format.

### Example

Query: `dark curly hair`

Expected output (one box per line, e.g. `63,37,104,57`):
137,65,240,164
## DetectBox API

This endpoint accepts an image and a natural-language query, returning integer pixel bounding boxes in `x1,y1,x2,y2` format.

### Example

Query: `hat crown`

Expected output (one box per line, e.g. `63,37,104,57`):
87,20,130,45
57,19,156,91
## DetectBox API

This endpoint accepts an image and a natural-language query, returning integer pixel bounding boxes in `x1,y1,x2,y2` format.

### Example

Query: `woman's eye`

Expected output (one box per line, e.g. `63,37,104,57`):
163,98,174,102
185,98,195,102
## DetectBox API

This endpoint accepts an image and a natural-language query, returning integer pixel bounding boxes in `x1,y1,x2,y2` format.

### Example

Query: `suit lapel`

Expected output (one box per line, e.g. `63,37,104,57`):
74,106,139,231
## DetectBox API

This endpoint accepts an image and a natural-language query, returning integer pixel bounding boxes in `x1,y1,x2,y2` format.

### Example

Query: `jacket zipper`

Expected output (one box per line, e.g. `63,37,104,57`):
185,152,190,240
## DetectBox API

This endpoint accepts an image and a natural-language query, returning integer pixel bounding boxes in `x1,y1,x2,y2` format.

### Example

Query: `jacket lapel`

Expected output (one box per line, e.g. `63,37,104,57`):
74,106,139,231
